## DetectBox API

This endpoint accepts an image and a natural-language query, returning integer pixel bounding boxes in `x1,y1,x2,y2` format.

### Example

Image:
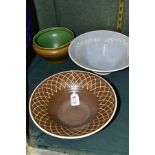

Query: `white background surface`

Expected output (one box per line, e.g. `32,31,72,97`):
129,0,155,154
0,0,155,155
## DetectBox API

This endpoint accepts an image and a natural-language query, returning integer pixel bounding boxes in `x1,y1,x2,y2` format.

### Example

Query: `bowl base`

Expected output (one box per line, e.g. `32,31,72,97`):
94,71,111,75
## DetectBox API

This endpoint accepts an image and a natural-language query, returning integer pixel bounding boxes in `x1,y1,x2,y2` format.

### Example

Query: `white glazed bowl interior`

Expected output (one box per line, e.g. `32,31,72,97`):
69,30,129,73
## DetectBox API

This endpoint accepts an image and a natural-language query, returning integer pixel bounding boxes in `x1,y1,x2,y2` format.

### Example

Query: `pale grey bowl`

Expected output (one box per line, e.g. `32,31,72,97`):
69,30,129,75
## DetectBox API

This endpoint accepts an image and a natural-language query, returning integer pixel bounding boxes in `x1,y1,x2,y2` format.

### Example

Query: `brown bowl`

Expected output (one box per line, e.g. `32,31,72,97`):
33,27,74,63
32,43,69,63
29,70,117,139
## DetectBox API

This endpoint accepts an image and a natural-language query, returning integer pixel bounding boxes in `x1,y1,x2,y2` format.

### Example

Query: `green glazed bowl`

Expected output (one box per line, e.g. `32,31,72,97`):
33,27,74,63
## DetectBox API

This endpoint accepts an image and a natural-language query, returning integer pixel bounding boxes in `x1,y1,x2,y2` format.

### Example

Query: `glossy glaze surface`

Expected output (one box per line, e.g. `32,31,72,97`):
69,30,129,74
29,70,117,139
33,27,74,63
36,28,74,48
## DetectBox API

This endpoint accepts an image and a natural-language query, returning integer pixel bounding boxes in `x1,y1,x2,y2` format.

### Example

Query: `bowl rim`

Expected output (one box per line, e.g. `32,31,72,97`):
29,70,117,139
33,27,74,50
68,30,129,73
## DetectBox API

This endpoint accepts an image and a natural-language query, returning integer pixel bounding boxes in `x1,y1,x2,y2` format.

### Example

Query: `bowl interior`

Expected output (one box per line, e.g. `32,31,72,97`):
69,31,129,72
48,85,98,128
30,71,117,138
35,28,74,48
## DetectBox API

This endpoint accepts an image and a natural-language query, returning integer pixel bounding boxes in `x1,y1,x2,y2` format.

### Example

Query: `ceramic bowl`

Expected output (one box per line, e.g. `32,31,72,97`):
29,70,117,139
33,27,74,63
69,30,129,75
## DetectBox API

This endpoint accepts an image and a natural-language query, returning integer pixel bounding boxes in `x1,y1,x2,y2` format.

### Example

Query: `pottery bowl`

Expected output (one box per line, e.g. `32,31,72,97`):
69,30,129,75
29,70,117,139
33,27,74,63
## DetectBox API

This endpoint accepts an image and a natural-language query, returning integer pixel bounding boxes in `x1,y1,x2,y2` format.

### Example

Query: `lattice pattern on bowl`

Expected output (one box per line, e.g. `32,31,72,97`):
29,70,117,139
